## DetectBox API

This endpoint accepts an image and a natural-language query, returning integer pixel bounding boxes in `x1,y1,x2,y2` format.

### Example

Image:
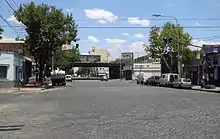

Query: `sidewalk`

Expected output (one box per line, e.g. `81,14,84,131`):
0,87,44,94
191,86,220,93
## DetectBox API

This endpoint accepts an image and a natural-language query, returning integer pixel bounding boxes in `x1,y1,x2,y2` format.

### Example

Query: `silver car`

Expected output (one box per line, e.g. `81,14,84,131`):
172,78,192,89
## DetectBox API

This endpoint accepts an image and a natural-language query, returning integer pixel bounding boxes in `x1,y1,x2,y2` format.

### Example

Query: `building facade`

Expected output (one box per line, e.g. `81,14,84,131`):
0,51,32,87
80,54,101,63
133,56,161,79
0,40,32,87
89,47,113,63
203,44,220,86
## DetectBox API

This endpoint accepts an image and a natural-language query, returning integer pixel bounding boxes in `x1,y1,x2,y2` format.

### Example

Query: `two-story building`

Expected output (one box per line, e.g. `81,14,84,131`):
203,44,220,86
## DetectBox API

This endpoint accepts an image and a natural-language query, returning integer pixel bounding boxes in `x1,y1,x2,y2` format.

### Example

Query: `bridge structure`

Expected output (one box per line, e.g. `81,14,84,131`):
72,62,125,79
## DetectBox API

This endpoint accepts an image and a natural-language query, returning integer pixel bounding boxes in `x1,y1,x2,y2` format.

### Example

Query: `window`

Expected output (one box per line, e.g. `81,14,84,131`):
0,66,7,79
183,79,191,82
174,75,179,79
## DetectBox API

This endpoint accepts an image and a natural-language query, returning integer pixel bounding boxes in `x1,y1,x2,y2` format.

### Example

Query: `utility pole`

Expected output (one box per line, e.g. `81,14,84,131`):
52,51,54,70
120,51,122,80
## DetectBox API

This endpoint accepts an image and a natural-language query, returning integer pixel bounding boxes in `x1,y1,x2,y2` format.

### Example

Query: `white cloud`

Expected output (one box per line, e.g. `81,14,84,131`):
88,36,100,43
65,8,74,13
190,40,220,50
84,8,118,22
105,38,126,44
97,20,106,24
127,17,150,26
127,42,146,58
122,33,130,36
133,33,145,39
7,15,21,24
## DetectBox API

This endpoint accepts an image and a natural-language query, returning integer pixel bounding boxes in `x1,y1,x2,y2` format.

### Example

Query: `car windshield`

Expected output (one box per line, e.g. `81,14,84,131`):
183,79,191,82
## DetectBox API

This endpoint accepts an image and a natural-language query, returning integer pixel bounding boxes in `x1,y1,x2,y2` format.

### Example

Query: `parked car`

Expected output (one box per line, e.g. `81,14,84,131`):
172,78,192,89
65,75,72,82
101,75,108,81
159,73,179,87
136,73,144,84
147,76,161,86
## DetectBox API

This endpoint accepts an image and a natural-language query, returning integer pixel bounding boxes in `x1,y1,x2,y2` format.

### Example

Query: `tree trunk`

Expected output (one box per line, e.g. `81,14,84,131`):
162,56,172,73
39,57,44,85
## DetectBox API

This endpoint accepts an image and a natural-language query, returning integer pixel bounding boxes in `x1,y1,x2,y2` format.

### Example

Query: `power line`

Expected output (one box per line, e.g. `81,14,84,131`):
4,0,16,13
0,14,23,38
76,26,220,29
2,0,26,37
10,0,18,8
2,25,220,29
71,18,220,22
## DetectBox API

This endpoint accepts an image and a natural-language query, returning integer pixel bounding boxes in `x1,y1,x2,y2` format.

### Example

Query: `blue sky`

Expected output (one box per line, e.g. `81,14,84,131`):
1,0,220,58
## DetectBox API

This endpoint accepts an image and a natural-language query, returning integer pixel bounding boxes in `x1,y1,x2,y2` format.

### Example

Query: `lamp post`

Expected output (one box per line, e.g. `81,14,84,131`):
118,48,122,80
152,14,181,76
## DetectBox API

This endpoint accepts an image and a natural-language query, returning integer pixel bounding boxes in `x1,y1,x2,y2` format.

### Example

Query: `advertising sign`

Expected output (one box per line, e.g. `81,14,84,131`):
121,52,133,71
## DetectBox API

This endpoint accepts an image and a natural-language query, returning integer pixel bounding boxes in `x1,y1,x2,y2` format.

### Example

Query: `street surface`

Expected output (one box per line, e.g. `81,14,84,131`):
1,80,220,138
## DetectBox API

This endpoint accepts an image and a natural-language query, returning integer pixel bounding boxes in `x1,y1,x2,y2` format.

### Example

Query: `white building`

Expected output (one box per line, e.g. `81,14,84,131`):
133,57,161,79
0,51,31,87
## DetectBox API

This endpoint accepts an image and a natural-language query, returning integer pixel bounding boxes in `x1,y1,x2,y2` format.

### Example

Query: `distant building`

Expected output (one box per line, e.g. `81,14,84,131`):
133,55,161,79
80,54,101,63
89,47,114,63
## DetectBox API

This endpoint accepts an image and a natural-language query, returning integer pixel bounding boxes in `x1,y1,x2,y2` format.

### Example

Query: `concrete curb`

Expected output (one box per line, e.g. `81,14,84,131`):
191,88,220,93
12,86,67,95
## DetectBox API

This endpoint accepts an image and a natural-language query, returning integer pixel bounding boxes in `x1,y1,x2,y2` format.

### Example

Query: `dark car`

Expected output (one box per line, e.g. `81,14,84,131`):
147,76,161,86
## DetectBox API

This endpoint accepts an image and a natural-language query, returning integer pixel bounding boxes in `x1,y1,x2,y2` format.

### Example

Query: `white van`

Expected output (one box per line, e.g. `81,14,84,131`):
159,73,179,87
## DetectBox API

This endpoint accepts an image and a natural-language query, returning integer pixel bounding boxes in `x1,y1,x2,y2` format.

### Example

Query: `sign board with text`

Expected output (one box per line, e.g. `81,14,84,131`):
121,52,133,71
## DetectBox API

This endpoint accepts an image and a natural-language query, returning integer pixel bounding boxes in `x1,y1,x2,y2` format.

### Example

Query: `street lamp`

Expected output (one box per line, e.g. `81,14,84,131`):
152,14,181,76
118,48,122,80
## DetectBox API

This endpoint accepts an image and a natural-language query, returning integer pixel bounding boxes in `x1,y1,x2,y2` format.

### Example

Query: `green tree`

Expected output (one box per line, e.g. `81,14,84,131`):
144,22,192,72
76,67,90,76
0,27,4,39
54,47,80,70
14,2,78,83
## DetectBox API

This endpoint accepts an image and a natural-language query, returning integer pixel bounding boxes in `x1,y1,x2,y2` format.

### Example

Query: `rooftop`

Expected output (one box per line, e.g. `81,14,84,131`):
0,39,24,44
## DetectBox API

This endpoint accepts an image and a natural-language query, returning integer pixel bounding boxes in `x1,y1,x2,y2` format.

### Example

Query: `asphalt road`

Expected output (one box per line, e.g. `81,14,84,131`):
1,80,220,138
